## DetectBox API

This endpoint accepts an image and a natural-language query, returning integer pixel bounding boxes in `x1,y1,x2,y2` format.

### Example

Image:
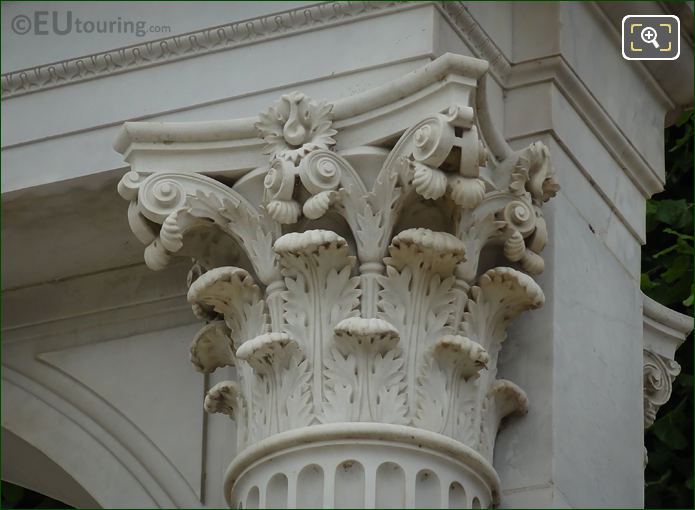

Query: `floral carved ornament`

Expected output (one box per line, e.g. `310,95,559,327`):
118,88,559,465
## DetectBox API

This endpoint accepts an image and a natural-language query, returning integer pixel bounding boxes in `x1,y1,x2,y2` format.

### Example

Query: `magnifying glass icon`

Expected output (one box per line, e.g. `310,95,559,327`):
641,26,660,48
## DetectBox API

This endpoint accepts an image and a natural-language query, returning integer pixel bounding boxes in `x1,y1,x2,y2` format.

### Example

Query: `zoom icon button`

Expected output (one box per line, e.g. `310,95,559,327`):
622,15,680,61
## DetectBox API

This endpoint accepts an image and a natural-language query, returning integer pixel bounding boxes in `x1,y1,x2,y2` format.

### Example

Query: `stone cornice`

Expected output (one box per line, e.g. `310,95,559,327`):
2,1,684,116
596,1,694,118
113,53,493,178
2,1,505,101
3,1,674,198
96,2,667,198
1,1,414,99
643,293,693,356
643,294,694,338
435,1,511,83
114,53,488,154
439,2,668,196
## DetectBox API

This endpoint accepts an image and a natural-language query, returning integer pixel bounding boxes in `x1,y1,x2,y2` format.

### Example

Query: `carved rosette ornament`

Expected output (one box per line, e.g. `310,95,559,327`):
118,66,558,508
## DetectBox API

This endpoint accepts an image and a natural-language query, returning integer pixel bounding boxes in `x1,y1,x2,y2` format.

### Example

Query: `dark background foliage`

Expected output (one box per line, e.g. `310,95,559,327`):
0,117,692,510
1,481,71,508
642,110,694,509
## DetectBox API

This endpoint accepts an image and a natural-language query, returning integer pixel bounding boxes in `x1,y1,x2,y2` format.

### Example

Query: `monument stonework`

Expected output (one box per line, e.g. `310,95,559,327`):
2,2,692,508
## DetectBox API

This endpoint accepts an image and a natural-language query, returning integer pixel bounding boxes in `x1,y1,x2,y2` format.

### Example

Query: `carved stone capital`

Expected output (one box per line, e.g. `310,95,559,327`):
642,294,692,430
117,54,558,508
641,293,692,471
643,350,680,429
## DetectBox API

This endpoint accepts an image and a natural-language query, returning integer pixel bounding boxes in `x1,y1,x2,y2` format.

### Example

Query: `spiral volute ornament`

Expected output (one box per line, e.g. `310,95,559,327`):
411,117,455,166
299,151,343,194
264,159,296,201
503,200,536,236
139,176,187,222
117,170,145,201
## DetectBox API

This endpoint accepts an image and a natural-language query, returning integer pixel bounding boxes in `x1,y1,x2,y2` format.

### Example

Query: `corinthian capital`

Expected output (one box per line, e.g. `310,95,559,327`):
116,54,558,508
642,295,692,429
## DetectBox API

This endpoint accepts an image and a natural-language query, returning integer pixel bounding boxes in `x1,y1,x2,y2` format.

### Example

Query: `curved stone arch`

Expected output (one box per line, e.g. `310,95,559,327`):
2,373,157,507
1,428,101,508
2,367,201,508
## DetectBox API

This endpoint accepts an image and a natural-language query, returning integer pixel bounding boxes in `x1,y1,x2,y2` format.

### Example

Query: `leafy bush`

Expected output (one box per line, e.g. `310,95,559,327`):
642,110,694,509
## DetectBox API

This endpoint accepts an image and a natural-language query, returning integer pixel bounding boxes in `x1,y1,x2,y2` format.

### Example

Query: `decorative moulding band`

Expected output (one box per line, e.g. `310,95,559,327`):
222,422,502,506
643,293,694,339
3,0,668,197
1,1,418,99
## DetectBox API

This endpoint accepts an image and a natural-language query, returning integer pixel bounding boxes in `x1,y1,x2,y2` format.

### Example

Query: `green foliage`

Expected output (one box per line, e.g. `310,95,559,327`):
642,109,694,509
1,481,72,508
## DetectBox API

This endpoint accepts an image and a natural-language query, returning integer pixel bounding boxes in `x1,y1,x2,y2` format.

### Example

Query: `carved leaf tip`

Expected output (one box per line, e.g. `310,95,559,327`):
187,266,259,306
236,332,300,373
204,381,244,418
190,321,235,373
274,229,348,255
334,317,400,351
478,267,545,311
388,228,467,273
433,335,489,379
512,141,560,203
489,379,529,419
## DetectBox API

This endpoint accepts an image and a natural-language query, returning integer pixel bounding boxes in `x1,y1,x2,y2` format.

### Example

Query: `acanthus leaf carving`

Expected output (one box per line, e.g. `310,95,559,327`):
478,379,529,461
190,191,281,286
459,267,543,462
190,321,235,374
321,344,359,423
378,228,466,421
343,163,402,264
415,335,488,440
118,78,557,496
512,141,560,204
187,266,268,349
204,381,248,451
117,170,284,287
274,230,361,414
461,267,544,364
332,317,407,424
205,380,244,417
236,333,313,437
